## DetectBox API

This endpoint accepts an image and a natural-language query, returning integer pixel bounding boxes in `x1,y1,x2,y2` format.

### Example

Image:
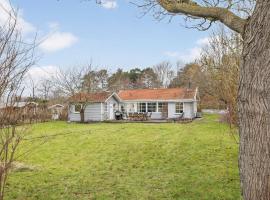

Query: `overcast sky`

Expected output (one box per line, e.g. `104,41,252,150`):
2,0,212,82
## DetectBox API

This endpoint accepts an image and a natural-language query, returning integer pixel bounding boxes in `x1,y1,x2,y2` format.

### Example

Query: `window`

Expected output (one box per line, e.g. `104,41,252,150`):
137,102,146,113
175,102,183,113
74,104,82,113
158,102,166,112
147,102,156,112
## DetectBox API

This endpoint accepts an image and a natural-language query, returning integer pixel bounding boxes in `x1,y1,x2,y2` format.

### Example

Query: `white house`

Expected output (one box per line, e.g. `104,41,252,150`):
68,88,199,122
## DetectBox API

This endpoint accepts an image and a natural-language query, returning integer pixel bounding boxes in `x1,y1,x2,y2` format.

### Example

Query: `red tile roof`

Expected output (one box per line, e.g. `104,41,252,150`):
118,88,196,101
69,92,113,103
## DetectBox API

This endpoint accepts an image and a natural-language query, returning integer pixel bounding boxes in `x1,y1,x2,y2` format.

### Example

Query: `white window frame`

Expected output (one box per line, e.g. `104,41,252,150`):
175,102,184,114
158,102,167,113
74,104,82,113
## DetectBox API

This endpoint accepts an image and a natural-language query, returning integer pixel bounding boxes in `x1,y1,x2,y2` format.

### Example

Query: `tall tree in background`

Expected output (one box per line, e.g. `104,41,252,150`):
108,67,162,90
38,79,53,100
137,0,269,199
82,69,109,92
108,68,131,91
52,66,87,96
153,61,174,88
82,70,99,92
170,62,204,89
96,69,109,90
199,26,241,124
128,68,142,88
140,67,161,88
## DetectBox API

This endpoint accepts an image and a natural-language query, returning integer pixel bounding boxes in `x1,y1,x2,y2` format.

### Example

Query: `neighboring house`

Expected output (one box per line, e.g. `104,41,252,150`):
0,101,38,114
68,88,199,122
48,104,65,120
0,101,39,123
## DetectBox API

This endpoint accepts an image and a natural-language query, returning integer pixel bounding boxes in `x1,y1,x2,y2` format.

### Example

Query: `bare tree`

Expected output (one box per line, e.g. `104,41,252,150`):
199,26,241,124
134,0,270,199
27,75,38,99
153,61,174,88
52,65,88,96
37,79,53,100
0,7,36,200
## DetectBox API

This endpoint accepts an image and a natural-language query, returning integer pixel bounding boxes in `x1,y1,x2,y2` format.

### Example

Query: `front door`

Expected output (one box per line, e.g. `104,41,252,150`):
109,103,114,120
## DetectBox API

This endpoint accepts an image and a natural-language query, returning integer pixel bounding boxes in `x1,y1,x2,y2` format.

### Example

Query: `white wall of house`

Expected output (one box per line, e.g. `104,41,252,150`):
183,102,194,118
102,96,120,120
168,102,177,118
168,102,196,119
69,104,80,122
69,103,102,122
122,101,196,119
85,103,102,121
151,112,163,119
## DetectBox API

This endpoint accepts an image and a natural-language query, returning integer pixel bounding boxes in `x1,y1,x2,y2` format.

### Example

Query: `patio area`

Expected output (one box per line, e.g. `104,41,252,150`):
111,111,193,123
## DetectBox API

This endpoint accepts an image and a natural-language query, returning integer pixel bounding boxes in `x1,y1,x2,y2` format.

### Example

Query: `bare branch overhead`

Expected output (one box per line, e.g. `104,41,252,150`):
157,0,248,34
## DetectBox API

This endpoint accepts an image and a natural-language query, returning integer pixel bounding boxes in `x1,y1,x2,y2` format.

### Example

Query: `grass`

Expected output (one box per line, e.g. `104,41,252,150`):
6,114,240,200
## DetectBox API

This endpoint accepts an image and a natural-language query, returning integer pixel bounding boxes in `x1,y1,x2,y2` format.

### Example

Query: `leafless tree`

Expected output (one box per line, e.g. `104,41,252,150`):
27,75,38,99
199,25,241,124
51,65,89,96
0,7,36,200
37,79,53,100
153,61,175,88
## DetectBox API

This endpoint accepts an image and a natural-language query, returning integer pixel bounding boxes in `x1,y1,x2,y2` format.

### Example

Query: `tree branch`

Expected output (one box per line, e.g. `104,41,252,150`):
158,1,247,34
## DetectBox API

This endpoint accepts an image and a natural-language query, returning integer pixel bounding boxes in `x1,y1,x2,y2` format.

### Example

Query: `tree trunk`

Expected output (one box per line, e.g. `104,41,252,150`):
238,1,270,199
80,108,85,123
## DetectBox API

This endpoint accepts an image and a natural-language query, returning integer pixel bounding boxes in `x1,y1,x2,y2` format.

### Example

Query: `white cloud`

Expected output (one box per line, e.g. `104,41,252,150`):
164,37,210,63
164,51,180,58
48,22,60,30
179,47,202,63
196,37,210,46
27,65,59,82
100,0,117,9
0,0,36,35
164,47,202,63
23,65,59,96
39,31,78,53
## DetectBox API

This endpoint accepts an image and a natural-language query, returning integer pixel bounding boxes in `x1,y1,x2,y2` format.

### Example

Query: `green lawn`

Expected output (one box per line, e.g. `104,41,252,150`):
6,114,240,200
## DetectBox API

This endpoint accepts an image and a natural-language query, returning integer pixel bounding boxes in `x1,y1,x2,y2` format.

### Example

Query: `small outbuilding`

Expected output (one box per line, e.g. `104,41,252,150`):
68,92,121,122
48,104,65,120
